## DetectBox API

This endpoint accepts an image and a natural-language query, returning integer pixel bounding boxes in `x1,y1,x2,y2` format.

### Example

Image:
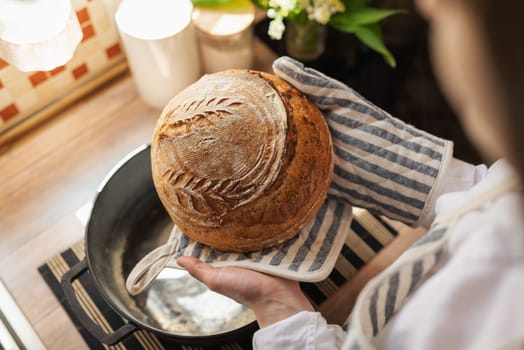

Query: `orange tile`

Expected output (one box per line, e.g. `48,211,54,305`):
76,8,90,24
29,71,48,87
50,65,66,76
72,63,88,80
82,24,95,42
0,58,8,70
0,103,19,122
106,43,122,59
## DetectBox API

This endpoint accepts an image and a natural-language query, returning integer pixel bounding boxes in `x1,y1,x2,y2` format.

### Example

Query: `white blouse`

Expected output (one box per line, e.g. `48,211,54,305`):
253,159,524,349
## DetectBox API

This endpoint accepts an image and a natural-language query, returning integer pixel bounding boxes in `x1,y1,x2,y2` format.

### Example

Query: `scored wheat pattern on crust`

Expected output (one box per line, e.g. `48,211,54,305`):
161,167,256,222
159,95,258,223
154,72,288,228
161,96,243,137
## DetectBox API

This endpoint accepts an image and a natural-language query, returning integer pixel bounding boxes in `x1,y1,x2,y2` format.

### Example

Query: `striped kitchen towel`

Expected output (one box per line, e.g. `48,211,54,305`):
40,207,397,350
126,203,398,297
39,241,256,350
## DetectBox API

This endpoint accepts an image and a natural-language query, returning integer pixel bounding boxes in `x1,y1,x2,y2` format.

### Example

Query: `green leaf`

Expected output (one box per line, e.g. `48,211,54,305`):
332,8,405,27
329,15,359,33
346,0,371,11
353,24,396,67
330,5,406,29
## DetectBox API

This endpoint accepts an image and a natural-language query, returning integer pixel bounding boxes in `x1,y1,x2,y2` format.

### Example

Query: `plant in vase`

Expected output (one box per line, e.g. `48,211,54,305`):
252,0,405,66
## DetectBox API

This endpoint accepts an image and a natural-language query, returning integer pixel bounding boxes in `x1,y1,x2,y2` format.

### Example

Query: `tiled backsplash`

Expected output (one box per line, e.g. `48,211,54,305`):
0,0,125,142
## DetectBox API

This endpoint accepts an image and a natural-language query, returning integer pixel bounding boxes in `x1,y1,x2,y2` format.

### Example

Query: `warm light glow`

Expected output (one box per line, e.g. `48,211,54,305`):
115,0,193,40
0,0,71,44
0,0,82,72
193,2,254,36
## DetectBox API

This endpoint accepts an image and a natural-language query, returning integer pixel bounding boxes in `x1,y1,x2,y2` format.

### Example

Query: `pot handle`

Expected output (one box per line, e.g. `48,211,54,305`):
61,259,138,345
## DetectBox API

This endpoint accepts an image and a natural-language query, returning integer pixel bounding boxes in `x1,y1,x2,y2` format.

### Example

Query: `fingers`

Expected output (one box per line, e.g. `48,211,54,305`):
176,256,217,287
176,256,259,305
176,256,316,328
176,256,249,297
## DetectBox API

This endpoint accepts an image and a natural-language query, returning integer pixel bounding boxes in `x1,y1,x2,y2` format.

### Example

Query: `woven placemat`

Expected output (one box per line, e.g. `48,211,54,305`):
38,208,397,349
38,241,225,350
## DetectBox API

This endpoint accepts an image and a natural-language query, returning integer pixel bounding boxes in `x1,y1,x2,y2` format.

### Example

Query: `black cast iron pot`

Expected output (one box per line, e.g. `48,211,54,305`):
61,144,258,347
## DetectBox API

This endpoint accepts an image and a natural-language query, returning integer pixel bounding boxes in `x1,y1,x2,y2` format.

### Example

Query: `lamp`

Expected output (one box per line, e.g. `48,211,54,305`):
0,0,82,72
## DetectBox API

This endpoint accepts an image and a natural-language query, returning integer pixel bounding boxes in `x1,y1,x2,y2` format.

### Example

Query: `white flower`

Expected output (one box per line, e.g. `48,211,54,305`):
307,0,345,24
330,0,345,13
311,6,331,23
296,0,310,11
265,0,344,39
268,17,286,40
269,0,297,17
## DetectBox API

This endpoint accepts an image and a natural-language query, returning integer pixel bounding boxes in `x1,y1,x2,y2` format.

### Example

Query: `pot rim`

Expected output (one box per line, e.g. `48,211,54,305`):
84,144,258,342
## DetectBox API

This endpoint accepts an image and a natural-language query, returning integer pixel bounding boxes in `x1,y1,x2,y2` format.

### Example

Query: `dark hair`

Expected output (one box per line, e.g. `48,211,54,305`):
472,0,524,178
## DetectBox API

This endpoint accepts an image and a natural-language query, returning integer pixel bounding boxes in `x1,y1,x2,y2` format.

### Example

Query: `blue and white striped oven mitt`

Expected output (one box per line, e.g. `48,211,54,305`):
126,57,452,296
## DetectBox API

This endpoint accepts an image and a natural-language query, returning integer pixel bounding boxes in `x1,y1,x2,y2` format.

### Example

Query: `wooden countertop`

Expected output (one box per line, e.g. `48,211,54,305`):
0,38,275,349
0,39,423,349
0,71,161,349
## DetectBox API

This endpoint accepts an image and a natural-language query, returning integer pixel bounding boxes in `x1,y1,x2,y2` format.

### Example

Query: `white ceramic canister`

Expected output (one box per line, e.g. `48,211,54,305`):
192,0,255,74
115,0,201,109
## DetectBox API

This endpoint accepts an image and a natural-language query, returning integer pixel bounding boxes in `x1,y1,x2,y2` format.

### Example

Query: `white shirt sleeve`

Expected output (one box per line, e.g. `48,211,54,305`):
373,258,524,350
254,161,524,350
253,311,346,349
418,158,488,228
251,160,489,349
374,167,524,350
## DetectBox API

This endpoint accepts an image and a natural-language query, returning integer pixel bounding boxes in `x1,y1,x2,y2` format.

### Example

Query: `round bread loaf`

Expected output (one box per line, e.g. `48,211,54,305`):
151,70,333,252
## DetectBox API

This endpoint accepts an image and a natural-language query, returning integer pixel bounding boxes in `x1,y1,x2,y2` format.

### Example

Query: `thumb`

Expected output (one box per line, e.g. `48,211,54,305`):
176,256,217,287
176,256,255,304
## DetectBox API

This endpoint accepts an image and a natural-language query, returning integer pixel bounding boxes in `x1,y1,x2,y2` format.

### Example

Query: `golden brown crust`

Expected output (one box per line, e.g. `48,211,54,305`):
152,70,333,252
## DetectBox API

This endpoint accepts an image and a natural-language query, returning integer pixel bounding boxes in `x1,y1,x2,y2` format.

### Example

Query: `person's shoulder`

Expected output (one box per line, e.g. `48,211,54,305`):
448,190,524,263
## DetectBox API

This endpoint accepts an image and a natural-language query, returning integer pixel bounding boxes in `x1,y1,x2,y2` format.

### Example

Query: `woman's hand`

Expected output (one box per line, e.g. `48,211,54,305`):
177,256,315,328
